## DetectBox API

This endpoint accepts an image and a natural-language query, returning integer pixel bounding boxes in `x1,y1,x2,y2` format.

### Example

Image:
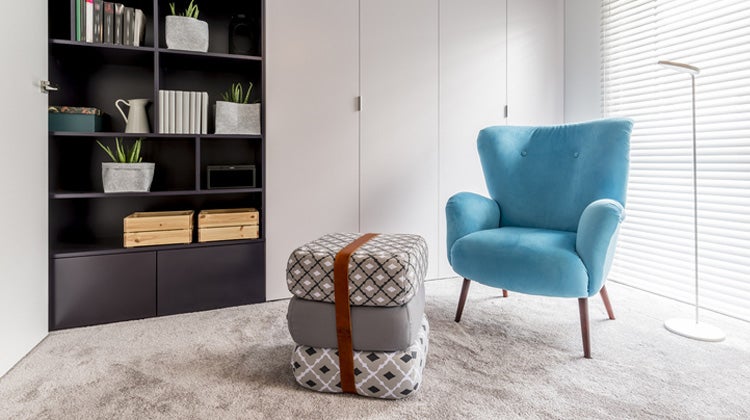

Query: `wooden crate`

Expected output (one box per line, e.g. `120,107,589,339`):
198,225,260,243
124,229,192,248
123,210,194,248
198,208,259,228
124,211,194,233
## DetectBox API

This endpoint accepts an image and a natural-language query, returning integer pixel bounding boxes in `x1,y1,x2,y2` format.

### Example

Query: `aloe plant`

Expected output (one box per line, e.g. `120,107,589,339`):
96,138,144,163
169,0,199,19
221,82,253,104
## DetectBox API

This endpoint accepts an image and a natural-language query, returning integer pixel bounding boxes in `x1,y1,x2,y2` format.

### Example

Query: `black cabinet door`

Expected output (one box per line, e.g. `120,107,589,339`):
52,252,157,330
157,242,265,316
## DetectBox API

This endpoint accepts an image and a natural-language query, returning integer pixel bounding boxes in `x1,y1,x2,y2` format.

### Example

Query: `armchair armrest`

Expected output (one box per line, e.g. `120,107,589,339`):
576,199,625,296
446,192,501,264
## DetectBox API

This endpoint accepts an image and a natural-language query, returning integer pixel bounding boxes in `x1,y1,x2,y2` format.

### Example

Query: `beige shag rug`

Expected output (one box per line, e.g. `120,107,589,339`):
1,279,749,419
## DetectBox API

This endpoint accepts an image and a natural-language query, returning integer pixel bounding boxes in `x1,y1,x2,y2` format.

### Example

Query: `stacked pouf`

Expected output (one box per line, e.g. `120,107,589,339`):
286,233,429,399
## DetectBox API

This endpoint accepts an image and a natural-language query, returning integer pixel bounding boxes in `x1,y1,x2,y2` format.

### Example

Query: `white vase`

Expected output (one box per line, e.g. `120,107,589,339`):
102,162,155,193
215,102,261,135
165,15,209,52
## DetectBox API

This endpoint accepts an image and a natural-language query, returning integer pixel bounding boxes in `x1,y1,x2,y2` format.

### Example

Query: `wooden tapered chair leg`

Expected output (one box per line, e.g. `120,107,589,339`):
455,278,472,322
578,298,591,359
600,285,615,320
502,289,509,298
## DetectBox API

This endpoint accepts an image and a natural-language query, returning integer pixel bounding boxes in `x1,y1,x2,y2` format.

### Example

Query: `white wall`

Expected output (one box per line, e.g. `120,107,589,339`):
564,0,602,123
0,1,49,377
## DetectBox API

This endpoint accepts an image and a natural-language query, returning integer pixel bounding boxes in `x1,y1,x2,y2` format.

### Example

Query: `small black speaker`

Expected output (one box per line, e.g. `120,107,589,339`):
228,14,261,56
207,165,256,189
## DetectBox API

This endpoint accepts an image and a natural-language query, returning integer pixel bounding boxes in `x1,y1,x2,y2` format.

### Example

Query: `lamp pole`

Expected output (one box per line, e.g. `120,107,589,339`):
658,60,724,342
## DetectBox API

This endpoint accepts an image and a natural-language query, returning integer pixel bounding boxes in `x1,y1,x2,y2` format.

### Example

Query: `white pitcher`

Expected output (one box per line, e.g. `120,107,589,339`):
115,98,151,133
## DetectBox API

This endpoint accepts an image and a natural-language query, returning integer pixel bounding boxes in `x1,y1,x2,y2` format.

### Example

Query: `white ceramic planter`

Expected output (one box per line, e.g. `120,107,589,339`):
102,162,155,193
215,101,261,135
165,15,209,52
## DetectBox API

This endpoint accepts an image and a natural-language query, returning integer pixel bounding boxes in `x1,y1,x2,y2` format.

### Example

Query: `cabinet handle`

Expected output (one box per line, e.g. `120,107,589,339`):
41,80,59,94
357,96,363,112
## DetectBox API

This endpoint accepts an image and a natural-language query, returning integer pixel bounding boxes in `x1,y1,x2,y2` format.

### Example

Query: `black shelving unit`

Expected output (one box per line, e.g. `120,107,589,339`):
47,0,265,330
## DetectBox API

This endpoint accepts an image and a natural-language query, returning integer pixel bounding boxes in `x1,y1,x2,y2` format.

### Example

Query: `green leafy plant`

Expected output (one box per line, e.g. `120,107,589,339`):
221,82,253,104
169,0,199,19
96,138,145,163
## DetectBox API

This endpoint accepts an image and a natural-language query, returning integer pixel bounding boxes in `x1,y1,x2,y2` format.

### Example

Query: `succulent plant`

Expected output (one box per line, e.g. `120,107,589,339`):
96,138,145,163
221,82,253,104
169,0,199,19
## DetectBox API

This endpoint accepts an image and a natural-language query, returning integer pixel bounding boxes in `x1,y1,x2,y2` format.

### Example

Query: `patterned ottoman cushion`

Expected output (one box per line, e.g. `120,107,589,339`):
286,233,428,307
291,316,429,399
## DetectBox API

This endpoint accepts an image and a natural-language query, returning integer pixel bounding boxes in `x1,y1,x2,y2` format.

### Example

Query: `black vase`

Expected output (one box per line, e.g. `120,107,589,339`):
229,14,260,56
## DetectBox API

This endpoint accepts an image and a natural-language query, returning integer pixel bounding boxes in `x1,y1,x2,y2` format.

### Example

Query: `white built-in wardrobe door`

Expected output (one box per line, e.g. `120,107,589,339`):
507,0,564,125
265,0,360,300
359,0,440,280
438,0,507,278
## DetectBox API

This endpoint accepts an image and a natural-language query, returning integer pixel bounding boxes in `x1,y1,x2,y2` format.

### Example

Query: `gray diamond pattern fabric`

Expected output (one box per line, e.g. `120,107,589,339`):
291,316,429,399
286,233,428,307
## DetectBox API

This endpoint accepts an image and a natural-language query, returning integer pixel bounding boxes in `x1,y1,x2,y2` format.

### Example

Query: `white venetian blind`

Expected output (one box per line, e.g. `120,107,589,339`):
601,0,750,321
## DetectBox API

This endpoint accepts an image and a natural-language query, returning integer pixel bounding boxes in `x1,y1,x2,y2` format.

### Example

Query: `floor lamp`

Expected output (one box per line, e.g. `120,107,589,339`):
658,60,725,342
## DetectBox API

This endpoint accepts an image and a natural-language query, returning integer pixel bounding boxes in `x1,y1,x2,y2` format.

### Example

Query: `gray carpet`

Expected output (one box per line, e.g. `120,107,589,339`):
1,279,749,419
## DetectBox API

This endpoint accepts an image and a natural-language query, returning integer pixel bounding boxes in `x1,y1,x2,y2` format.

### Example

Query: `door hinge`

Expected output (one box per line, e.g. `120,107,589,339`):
504,105,508,118
40,80,58,94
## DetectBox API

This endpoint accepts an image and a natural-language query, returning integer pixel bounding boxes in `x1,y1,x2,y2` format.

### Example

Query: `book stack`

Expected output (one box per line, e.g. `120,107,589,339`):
159,90,209,134
75,0,146,46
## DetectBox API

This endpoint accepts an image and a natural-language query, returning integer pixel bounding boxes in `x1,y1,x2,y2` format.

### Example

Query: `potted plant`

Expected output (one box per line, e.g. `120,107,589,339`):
165,0,208,52
97,138,155,193
215,82,261,135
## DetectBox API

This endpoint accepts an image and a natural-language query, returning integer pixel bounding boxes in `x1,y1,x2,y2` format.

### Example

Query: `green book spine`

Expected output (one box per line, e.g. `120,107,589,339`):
75,0,81,41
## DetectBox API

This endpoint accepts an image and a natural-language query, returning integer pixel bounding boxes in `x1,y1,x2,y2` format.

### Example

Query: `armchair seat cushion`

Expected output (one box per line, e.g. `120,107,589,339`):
450,227,588,298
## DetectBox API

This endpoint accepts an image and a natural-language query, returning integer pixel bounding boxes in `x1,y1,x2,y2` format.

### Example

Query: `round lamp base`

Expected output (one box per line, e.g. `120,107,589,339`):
664,318,725,342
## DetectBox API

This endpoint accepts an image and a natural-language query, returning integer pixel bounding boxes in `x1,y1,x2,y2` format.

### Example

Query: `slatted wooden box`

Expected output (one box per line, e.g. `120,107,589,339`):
123,210,194,248
198,208,259,242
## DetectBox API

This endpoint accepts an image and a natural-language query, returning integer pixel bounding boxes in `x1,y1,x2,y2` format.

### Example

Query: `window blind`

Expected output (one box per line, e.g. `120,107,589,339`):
601,0,750,321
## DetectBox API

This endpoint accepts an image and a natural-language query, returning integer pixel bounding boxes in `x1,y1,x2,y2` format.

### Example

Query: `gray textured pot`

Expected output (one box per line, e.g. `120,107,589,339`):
165,15,208,52
102,162,155,193
215,102,261,135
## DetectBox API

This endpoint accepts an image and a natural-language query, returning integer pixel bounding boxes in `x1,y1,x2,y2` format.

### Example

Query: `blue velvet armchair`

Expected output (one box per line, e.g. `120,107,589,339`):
446,118,633,358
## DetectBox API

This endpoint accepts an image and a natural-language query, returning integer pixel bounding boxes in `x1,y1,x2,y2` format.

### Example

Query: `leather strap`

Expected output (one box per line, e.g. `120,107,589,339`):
334,233,379,394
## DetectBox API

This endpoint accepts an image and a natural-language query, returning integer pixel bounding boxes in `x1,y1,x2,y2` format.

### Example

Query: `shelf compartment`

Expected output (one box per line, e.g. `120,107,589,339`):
158,67,261,135
51,137,196,193
50,194,263,252
48,54,154,133
200,137,262,189
157,0,261,56
52,0,156,47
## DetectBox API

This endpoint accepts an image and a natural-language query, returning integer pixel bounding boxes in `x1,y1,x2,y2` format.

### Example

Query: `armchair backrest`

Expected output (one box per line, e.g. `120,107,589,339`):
478,118,632,232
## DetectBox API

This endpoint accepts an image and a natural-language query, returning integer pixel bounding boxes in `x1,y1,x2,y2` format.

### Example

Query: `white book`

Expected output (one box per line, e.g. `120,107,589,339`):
195,93,202,135
201,92,208,134
182,91,190,134
189,92,198,134
85,0,94,42
175,91,184,134
168,90,176,134
133,9,146,47
158,90,165,134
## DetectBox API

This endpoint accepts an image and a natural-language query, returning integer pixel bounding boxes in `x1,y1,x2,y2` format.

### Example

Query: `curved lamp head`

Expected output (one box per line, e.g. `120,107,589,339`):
658,60,700,75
